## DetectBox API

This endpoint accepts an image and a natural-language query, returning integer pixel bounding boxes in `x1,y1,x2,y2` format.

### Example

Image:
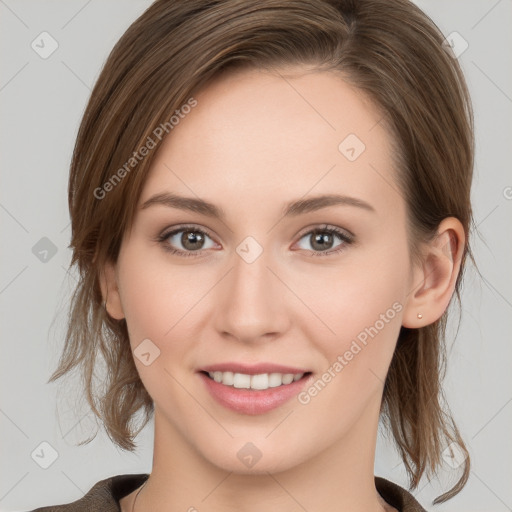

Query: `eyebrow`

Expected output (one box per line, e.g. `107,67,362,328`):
140,192,375,219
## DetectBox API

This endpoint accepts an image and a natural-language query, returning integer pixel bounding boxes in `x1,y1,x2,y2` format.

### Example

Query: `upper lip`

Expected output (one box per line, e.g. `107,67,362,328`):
199,362,311,375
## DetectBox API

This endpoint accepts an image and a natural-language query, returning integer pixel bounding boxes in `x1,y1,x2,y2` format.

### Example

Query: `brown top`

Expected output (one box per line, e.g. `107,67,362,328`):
28,473,427,512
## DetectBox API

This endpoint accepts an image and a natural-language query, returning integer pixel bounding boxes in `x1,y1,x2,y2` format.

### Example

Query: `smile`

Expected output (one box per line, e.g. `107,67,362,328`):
198,370,313,415
205,371,306,390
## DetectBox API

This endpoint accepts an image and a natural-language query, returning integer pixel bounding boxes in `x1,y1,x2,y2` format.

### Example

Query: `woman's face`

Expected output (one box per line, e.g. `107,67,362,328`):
109,66,419,473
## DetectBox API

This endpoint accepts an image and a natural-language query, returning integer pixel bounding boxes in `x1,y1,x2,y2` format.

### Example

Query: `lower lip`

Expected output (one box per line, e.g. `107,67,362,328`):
198,372,312,415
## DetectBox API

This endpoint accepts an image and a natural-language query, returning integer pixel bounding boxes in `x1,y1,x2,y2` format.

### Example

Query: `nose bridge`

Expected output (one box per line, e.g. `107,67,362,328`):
215,239,287,341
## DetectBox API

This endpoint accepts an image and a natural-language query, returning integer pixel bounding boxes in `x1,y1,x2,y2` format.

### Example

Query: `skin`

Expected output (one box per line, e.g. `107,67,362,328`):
101,65,465,512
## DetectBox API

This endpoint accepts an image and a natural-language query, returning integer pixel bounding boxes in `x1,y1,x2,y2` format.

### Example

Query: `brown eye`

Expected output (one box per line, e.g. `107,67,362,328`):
295,226,353,257
158,225,217,257
180,230,206,251
309,231,337,251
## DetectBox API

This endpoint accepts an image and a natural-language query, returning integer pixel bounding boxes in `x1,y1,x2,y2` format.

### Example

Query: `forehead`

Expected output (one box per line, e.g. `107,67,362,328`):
138,66,402,219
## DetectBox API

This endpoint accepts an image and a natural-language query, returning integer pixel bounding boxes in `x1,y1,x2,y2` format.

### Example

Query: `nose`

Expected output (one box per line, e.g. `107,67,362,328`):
213,243,291,344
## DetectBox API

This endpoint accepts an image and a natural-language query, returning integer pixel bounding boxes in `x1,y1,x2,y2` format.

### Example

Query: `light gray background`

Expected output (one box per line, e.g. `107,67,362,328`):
1,1,511,511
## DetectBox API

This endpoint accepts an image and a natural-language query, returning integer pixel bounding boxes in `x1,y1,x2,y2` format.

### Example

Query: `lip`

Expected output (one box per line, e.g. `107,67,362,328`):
198,370,313,415
199,362,310,375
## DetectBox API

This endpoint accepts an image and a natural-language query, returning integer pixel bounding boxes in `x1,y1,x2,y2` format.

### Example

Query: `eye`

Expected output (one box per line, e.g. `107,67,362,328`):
294,225,354,257
156,223,354,258
157,225,218,257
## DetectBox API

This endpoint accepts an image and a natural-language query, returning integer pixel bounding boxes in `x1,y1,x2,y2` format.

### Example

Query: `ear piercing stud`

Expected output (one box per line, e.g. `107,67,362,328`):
417,313,423,319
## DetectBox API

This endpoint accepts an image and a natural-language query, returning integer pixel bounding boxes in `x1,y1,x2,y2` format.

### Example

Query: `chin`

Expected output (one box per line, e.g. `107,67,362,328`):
196,436,311,476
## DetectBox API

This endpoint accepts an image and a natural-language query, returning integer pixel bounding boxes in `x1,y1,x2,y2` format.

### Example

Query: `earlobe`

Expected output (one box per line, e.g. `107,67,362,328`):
98,259,125,320
402,217,465,328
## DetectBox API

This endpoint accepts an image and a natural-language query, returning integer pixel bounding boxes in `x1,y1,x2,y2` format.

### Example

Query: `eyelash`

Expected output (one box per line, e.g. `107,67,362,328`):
155,224,354,258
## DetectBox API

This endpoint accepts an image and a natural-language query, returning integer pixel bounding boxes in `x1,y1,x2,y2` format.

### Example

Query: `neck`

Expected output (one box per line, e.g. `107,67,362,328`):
130,394,395,512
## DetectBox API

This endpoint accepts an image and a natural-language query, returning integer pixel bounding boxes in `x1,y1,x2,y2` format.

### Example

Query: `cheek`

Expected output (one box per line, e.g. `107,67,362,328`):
116,247,197,403
300,249,406,336
294,243,409,396
117,246,199,344
294,262,405,426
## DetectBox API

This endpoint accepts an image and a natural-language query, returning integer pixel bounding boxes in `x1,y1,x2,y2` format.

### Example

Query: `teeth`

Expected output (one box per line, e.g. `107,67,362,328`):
207,371,305,390
233,373,251,389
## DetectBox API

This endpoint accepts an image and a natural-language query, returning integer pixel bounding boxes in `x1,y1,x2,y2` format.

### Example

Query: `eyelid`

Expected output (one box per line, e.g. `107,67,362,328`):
292,224,354,257
295,223,354,240
157,223,219,256
156,222,355,257
159,223,217,241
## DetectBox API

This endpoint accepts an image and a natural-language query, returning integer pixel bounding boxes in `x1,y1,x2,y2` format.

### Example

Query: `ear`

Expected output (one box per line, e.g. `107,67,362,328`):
402,217,465,328
98,258,125,320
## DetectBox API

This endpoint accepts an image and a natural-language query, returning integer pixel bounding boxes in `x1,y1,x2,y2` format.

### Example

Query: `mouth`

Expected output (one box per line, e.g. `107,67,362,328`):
196,365,314,415
199,370,313,391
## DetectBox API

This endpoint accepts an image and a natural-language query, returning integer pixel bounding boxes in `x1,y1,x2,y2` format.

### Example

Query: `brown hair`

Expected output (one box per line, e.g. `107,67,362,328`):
50,0,474,505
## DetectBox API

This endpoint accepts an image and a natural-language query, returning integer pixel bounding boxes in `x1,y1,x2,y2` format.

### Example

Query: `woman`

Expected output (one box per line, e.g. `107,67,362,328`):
32,0,474,511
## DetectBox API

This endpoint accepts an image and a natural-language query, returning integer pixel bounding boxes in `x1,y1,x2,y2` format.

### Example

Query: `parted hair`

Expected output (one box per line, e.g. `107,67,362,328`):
50,0,474,505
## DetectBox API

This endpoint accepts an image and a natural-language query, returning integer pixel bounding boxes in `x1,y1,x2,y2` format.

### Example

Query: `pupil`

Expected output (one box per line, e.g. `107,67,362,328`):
183,230,204,250
312,232,332,251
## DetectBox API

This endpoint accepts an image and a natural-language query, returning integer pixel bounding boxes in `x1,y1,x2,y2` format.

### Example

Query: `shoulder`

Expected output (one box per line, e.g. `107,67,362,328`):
375,476,428,512
27,473,150,512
